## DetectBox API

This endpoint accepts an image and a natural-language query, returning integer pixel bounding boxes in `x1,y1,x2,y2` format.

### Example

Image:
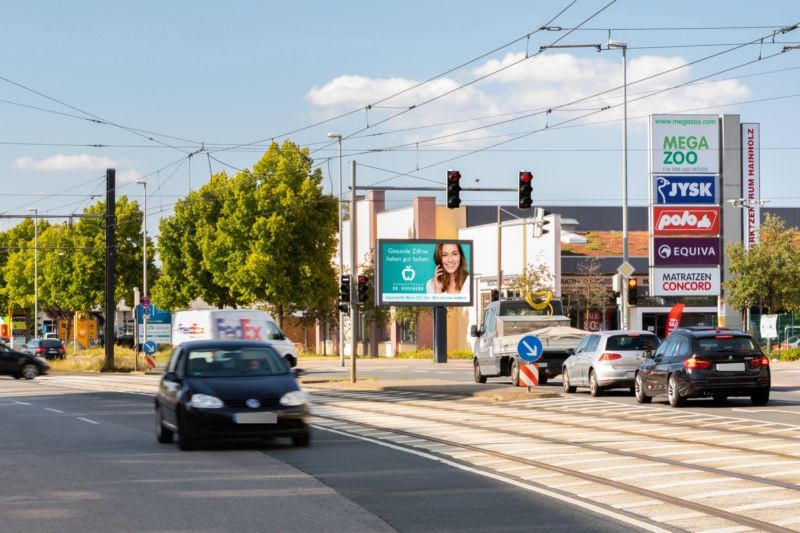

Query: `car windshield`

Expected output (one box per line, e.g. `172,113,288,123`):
696,336,760,354
500,300,564,317
185,346,288,378
606,335,660,351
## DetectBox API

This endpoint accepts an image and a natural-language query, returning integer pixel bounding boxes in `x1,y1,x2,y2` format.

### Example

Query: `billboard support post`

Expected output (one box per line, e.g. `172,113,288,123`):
434,307,447,363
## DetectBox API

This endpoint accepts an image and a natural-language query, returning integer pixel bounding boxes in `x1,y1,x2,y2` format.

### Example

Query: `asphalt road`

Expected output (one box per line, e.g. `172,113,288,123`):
0,379,633,533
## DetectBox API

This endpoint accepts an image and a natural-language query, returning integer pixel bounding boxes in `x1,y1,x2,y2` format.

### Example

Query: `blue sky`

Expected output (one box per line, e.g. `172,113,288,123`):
2,1,799,234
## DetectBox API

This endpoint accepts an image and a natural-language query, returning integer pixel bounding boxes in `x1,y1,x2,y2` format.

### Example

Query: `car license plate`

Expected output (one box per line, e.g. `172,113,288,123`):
234,412,277,424
626,371,635,378
716,362,745,372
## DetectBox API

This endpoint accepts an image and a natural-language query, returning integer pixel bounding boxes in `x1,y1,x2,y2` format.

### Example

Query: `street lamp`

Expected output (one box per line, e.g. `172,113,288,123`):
327,132,345,367
135,180,148,351
607,39,630,329
28,208,38,338
539,41,630,328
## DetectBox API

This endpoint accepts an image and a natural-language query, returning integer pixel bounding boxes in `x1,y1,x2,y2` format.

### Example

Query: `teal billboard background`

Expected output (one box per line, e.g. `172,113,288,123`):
377,239,473,307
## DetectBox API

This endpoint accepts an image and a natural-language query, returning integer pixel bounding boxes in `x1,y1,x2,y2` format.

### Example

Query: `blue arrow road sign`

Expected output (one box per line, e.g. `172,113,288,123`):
143,340,158,355
517,335,543,363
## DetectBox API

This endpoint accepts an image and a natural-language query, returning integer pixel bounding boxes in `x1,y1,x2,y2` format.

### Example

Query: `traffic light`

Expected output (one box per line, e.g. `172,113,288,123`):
532,207,551,238
628,278,639,306
339,275,351,303
490,289,500,302
357,274,369,303
518,171,533,209
446,170,462,209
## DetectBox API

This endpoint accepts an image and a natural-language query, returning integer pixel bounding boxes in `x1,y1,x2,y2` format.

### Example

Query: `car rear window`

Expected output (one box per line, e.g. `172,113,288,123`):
41,340,63,348
606,335,660,351
696,336,760,354
185,346,288,377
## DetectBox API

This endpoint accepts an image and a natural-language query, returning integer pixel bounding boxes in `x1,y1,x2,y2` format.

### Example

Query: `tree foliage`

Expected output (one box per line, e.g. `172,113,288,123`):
724,213,800,313
507,260,554,297
153,141,338,327
561,257,610,328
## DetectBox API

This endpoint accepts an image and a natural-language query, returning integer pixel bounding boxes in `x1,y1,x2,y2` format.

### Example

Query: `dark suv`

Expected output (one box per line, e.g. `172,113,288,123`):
635,327,770,407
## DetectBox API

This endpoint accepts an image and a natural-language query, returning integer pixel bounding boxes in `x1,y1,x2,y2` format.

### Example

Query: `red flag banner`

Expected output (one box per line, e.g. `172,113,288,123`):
664,303,685,337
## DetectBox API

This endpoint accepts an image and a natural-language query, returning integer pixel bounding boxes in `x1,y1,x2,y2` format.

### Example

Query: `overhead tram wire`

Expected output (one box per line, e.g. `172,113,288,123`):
360,43,796,187
0,73,202,155
354,24,799,158
209,1,581,158
315,0,614,149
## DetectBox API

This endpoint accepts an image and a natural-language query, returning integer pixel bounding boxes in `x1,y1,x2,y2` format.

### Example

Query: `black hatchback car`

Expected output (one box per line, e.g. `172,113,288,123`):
24,338,66,360
0,341,50,379
635,327,770,407
155,339,311,450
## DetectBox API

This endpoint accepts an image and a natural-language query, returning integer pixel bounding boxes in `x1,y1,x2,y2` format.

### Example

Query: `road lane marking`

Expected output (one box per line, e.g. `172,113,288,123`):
45,408,64,413
731,409,800,415
13,401,31,405
77,417,100,425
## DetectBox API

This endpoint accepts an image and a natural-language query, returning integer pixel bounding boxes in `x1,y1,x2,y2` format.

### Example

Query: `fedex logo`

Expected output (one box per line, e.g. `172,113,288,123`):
215,318,262,340
176,323,206,335
654,176,716,205
653,207,720,236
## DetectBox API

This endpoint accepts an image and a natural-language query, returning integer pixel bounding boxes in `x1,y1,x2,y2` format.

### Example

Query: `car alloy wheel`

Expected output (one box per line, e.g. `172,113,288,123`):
155,405,174,444
668,374,685,407
21,364,39,380
589,370,602,397
473,361,487,384
562,368,576,393
510,358,520,387
635,372,651,404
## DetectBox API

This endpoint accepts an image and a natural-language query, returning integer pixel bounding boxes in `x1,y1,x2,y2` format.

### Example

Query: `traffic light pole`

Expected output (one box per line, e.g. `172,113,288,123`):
349,160,358,383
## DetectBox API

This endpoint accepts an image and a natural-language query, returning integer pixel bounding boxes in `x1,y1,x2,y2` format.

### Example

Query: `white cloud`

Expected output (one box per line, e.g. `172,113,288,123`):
305,52,751,148
118,169,142,182
14,154,119,172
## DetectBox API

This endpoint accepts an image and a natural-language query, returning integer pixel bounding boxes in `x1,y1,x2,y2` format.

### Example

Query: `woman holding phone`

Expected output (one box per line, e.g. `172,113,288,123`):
426,242,470,294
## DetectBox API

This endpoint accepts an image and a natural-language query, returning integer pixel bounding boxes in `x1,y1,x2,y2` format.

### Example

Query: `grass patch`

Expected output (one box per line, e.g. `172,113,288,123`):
49,346,171,372
394,349,473,360
776,348,800,362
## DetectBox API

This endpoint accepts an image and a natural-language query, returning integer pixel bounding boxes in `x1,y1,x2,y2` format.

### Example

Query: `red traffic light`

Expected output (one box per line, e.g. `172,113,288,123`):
519,171,533,184
448,170,461,182
358,275,368,285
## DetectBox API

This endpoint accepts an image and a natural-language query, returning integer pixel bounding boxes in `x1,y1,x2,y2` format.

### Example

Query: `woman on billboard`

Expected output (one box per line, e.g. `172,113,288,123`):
426,243,470,295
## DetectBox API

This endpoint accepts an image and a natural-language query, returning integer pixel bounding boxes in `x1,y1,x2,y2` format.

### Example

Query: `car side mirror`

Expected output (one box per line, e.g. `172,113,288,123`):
163,371,179,382
566,348,575,356
470,325,481,338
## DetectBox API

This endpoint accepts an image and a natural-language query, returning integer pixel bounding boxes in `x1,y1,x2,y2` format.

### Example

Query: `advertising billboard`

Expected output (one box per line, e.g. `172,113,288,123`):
650,267,720,296
652,175,717,204
651,237,720,266
376,239,473,306
652,206,720,236
649,114,720,173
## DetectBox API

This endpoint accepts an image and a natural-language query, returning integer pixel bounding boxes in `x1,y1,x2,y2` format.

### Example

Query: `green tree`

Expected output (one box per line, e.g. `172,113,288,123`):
507,260,554,299
153,173,236,310
724,213,800,313
561,257,609,328
155,141,338,327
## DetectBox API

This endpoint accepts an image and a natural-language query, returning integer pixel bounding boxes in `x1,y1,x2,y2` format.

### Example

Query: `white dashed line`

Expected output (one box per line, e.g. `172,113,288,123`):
45,408,64,413
77,417,100,425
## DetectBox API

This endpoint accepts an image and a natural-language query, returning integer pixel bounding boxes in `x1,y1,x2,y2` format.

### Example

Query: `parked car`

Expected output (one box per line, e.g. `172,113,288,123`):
562,330,661,396
154,339,311,450
24,338,66,360
0,341,50,379
635,327,770,407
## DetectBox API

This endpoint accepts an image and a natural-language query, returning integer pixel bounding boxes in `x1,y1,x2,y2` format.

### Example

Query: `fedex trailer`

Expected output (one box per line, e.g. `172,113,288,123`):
171,309,298,367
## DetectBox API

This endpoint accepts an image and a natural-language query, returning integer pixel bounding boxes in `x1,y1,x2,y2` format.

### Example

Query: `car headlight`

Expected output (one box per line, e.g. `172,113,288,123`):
280,390,310,406
189,393,224,408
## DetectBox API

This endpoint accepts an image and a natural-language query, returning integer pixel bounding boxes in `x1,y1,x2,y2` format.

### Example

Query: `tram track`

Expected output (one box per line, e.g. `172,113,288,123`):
309,388,800,532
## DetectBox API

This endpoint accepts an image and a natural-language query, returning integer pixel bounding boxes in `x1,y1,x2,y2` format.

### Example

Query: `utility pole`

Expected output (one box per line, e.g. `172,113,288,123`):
104,169,116,369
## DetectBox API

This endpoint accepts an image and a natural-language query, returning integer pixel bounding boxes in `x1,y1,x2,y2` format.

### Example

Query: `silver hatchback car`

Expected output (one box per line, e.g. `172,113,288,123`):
562,330,661,396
